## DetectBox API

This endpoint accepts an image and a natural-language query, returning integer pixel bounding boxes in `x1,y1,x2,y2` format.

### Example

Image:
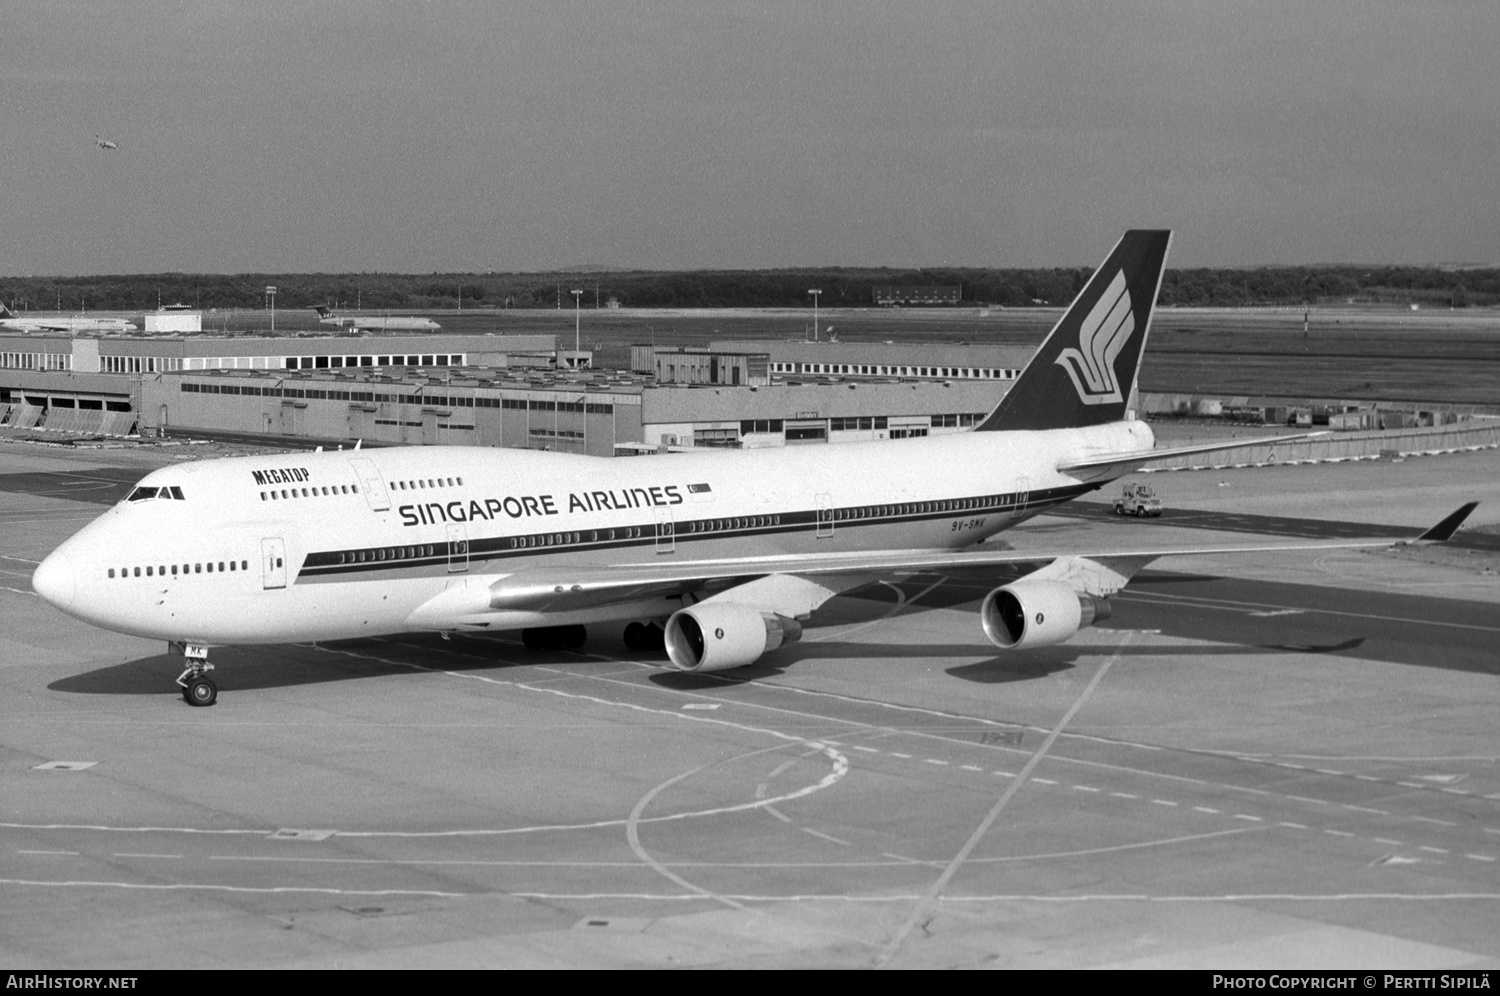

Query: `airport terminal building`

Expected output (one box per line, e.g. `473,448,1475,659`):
2,329,1031,455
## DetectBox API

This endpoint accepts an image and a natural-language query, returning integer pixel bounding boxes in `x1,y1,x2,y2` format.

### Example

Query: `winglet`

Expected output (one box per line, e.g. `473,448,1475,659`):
1411,502,1479,543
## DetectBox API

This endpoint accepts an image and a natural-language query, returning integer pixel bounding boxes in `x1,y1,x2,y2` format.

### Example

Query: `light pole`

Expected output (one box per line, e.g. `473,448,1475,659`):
571,289,583,364
807,288,821,341
266,286,277,332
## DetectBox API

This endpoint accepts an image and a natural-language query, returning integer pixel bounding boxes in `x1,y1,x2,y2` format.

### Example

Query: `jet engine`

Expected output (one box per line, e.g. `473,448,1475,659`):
664,603,804,672
980,581,1112,650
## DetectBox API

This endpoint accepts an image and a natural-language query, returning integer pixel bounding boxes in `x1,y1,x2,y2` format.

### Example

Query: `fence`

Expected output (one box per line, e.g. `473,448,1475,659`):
1145,420,1500,472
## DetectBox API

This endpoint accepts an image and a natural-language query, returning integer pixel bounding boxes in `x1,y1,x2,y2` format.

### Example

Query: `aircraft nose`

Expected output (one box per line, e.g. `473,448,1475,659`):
33,551,76,610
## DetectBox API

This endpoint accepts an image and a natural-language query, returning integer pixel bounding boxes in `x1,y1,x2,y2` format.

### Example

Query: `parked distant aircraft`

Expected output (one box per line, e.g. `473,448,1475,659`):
313,306,440,332
0,304,137,333
32,232,1477,707
95,134,118,150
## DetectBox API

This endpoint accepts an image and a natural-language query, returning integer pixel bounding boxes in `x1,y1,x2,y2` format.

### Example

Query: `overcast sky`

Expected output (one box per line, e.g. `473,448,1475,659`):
3,1,1497,275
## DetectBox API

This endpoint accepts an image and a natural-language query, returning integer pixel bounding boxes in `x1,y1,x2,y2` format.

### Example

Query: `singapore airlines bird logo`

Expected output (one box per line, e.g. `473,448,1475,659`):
1055,271,1133,405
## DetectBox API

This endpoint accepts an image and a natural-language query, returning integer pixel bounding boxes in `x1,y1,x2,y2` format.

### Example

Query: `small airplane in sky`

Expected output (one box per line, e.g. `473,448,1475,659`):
95,134,118,151
313,306,440,332
32,231,1477,707
0,303,137,333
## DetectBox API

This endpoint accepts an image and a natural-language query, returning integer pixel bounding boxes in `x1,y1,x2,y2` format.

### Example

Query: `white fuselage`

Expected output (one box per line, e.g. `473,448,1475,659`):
32,421,1154,646
319,315,440,331
1,315,138,333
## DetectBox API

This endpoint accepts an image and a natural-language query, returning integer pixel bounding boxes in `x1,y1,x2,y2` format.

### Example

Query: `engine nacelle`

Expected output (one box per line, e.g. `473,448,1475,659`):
980,580,1112,650
664,602,804,672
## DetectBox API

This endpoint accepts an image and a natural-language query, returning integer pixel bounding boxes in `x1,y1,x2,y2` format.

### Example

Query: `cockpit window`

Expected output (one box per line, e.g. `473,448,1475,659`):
126,485,185,502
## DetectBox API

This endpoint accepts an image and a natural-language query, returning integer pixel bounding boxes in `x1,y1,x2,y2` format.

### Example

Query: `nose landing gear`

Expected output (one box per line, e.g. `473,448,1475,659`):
171,642,217,707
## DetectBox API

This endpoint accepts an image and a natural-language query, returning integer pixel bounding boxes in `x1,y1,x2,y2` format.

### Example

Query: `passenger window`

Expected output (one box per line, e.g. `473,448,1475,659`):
108,569,115,578
147,566,153,576
134,567,141,577
195,564,201,573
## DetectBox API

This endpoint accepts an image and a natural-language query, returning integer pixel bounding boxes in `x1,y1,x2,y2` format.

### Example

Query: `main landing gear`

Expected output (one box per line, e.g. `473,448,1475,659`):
623,621,666,652
521,625,587,651
172,642,217,707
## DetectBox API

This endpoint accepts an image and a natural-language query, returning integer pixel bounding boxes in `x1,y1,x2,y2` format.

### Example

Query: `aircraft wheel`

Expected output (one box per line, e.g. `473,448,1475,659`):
624,622,645,650
560,625,586,651
184,675,217,707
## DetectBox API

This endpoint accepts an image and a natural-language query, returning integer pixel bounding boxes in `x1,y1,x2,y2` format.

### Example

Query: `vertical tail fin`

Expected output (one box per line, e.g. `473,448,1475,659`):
976,229,1172,432
312,306,332,318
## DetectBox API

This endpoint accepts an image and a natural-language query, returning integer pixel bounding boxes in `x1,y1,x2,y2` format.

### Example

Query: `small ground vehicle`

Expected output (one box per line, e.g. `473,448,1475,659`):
1114,482,1163,517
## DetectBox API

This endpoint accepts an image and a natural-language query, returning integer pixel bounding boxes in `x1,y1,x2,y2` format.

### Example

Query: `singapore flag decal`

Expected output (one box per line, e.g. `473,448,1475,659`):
1054,270,1134,405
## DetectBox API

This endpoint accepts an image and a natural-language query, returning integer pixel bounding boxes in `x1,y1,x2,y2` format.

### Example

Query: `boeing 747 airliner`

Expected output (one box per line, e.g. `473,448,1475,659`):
32,231,1476,705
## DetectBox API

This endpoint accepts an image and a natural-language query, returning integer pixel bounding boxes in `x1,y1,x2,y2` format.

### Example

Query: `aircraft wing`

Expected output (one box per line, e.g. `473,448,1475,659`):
1057,431,1330,480
410,503,1476,624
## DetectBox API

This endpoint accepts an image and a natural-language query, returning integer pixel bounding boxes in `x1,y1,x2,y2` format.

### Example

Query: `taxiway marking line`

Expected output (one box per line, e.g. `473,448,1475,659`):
0,878,464,898
879,632,1133,967
802,828,851,846
1118,589,1500,634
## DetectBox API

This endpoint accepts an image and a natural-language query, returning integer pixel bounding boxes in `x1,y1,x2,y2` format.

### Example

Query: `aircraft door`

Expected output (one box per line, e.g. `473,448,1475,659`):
261,537,287,590
1011,476,1032,520
816,493,834,538
348,457,391,511
446,522,469,573
654,504,675,554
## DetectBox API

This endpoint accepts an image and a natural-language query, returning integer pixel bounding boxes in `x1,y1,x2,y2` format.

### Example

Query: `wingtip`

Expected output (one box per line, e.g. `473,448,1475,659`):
1412,501,1480,543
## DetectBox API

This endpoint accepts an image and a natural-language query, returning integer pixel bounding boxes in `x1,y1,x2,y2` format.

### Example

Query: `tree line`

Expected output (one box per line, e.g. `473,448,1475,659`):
4,264,1497,313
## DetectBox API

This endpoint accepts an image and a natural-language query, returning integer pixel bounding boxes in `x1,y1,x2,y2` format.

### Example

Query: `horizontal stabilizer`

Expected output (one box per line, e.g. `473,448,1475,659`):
1057,431,1329,478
